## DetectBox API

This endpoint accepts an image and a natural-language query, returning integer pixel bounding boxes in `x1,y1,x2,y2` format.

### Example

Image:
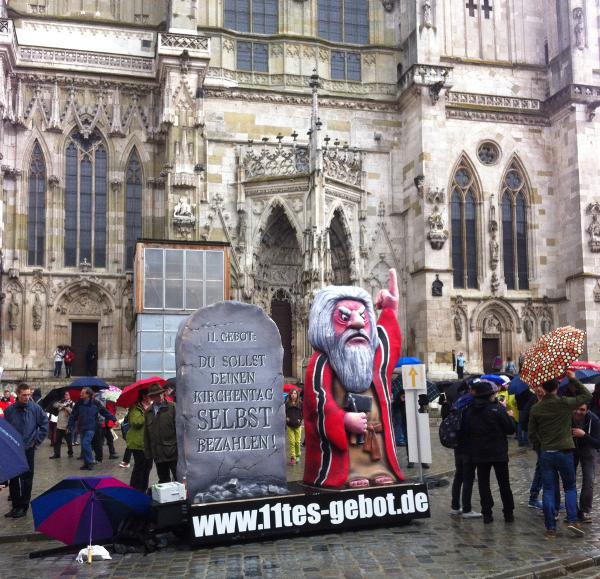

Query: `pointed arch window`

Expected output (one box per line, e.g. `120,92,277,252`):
27,142,46,266
451,162,479,289
501,162,529,290
64,129,107,268
125,149,143,270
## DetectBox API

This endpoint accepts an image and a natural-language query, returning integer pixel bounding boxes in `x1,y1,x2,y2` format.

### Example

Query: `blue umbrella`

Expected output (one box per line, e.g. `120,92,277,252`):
481,374,510,386
395,357,422,368
559,369,600,386
69,377,109,390
508,375,530,395
0,419,29,481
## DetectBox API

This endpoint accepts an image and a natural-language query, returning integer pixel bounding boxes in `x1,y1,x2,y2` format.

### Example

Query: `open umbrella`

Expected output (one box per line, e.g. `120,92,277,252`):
0,419,29,481
102,385,122,403
31,476,151,546
508,375,530,396
69,377,109,389
570,361,600,373
40,380,110,412
284,384,301,393
482,374,510,386
520,326,586,388
117,377,166,408
395,357,422,368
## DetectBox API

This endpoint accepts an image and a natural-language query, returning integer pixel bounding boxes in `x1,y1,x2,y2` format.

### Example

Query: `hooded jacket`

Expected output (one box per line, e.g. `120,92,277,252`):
462,397,515,463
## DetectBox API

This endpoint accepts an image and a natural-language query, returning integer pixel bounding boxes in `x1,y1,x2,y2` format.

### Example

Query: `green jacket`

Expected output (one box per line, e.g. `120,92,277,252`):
126,404,146,451
144,402,177,463
529,380,592,451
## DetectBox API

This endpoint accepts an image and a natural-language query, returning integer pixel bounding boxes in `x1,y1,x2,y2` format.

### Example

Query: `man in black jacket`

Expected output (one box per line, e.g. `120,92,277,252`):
572,403,600,523
463,380,515,524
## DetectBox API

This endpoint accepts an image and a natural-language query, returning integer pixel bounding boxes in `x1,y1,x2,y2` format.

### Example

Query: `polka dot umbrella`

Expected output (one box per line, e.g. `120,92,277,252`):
520,326,586,388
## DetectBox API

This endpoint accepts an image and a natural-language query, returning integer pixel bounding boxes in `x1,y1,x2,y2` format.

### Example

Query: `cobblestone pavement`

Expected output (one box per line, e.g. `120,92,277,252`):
3,433,600,578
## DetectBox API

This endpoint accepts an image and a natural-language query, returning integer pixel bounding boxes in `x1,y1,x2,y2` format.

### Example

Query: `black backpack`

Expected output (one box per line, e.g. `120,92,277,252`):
439,408,463,449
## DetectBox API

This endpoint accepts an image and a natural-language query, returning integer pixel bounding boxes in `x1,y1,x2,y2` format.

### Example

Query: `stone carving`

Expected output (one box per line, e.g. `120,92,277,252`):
8,299,19,330
173,196,196,238
322,144,362,187
540,316,552,335
454,314,463,341
586,202,600,252
490,238,499,269
523,316,533,342
241,140,309,179
432,275,443,297
124,298,135,332
381,0,395,11
490,272,500,295
414,175,425,196
423,0,433,28
159,33,209,51
594,280,600,303
484,315,501,335
79,257,92,273
32,294,42,331
573,8,585,50
175,301,287,503
427,209,449,250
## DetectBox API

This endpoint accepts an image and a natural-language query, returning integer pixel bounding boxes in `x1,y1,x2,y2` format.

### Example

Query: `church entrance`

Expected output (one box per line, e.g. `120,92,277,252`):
71,322,98,376
271,297,293,377
482,337,500,373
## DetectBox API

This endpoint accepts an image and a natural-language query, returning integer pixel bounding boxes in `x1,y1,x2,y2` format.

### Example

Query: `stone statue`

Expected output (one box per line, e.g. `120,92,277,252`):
32,294,42,331
453,314,462,341
523,316,533,342
432,274,443,297
490,238,499,267
174,197,193,219
573,8,585,50
541,316,552,335
427,210,449,250
124,298,135,332
484,316,500,335
587,216,600,252
8,299,19,330
423,0,433,28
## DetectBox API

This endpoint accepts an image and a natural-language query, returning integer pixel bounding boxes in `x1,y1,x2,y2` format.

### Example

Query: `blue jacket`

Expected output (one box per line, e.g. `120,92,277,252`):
68,399,116,433
4,401,49,449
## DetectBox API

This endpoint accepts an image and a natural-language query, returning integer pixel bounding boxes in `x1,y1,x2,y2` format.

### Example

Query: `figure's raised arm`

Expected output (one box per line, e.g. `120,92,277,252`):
375,268,399,314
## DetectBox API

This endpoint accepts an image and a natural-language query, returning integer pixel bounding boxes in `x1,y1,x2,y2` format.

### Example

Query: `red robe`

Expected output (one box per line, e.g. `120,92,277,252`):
303,307,403,488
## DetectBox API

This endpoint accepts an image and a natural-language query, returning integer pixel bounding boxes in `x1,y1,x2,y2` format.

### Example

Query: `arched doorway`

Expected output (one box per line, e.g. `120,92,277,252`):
255,204,302,378
329,209,353,285
482,314,502,372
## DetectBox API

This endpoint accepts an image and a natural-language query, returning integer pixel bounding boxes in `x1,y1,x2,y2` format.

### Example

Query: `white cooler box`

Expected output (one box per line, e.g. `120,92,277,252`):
152,482,187,504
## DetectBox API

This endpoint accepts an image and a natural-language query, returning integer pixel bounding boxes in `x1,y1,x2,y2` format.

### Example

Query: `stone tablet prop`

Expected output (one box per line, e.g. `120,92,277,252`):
176,301,287,503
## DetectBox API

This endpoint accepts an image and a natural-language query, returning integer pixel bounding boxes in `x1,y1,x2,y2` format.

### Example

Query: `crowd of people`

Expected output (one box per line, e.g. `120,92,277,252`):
0,380,178,518
444,371,599,538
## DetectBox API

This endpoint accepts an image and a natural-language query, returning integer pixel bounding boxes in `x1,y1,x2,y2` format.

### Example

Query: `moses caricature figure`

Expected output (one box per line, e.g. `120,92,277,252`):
303,269,404,489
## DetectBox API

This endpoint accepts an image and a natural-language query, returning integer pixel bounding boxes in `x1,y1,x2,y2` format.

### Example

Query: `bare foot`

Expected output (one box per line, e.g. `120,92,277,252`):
371,475,394,486
348,478,370,489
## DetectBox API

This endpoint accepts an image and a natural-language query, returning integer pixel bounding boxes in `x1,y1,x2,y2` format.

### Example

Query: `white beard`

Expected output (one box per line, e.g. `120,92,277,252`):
327,329,376,394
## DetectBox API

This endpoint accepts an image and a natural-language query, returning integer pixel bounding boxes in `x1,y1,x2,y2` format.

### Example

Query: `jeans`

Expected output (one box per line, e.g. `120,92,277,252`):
81,430,95,466
575,451,596,514
53,428,73,457
53,361,62,377
451,451,476,512
476,461,514,518
540,450,578,529
517,417,529,446
129,449,152,492
9,447,35,510
122,448,132,464
393,412,406,446
156,460,177,484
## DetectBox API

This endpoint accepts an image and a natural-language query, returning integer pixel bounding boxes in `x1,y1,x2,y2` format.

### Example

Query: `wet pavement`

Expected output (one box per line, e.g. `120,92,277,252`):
3,430,600,578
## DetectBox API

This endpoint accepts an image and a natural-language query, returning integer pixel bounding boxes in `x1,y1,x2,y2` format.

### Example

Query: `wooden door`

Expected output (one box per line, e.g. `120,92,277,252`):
482,338,500,374
71,322,99,377
271,300,293,378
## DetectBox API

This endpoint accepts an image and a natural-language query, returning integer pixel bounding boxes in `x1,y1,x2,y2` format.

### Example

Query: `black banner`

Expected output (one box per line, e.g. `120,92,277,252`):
188,482,430,547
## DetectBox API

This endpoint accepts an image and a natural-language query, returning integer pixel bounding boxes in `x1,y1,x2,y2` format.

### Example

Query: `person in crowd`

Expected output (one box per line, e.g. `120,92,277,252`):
451,349,456,373
119,414,132,468
127,390,152,491
63,347,75,379
53,346,64,378
286,388,303,465
392,374,407,446
505,357,517,375
516,387,536,448
85,342,98,376
492,355,503,373
68,387,116,471
144,383,177,483
572,402,600,523
451,381,481,519
463,380,515,524
4,383,49,518
0,388,15,412
590,384,600,419
50,391,74,459
456,352,466,379
497,381,519,440
528,371,591,538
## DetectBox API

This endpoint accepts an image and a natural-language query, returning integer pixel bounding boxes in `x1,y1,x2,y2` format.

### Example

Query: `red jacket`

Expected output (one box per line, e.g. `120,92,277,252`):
303,307,403,488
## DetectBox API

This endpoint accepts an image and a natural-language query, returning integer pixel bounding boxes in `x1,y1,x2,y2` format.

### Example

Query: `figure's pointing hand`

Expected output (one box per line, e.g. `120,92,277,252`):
375,268,399,314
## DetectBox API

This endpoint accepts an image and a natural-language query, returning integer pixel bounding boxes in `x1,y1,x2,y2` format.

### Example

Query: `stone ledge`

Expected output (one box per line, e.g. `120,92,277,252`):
488,552,600,579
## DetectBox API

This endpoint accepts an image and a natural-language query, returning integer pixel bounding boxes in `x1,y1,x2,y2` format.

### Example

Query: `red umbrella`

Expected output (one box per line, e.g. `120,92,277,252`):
283,384,301,393
570,361,600,373
116,377,166,408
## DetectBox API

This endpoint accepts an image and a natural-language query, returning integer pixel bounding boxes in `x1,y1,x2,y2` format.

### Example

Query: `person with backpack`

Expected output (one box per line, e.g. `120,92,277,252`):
463,380,515,524
441,381,481,519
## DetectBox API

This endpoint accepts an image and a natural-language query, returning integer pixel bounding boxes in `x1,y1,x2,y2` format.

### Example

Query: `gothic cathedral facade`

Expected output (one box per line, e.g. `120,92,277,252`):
0,0,599,381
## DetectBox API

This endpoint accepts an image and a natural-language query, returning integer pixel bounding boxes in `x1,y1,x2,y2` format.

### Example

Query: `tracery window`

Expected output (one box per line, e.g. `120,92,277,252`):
224,0,278,34
64,129,107,268
27,142,46,266
502,162,529,290
451,161,479,289
237,41,269,72
318,0,369,44
125,148,143,271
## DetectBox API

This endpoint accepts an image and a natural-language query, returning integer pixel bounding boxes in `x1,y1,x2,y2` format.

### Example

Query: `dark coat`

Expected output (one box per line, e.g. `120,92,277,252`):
574,411,600,457
4,401,49,449
68,399,115,433
286,404,303,429
462,398,515,463
144,402,177,463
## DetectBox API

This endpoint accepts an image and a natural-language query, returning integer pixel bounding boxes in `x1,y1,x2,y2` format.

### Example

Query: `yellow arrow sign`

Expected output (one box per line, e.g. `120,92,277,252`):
409,367,417,388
